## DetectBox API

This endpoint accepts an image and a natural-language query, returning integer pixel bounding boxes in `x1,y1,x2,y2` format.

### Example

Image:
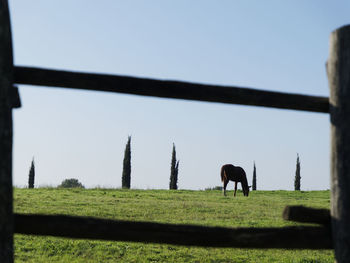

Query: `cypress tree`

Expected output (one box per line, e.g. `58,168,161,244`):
28,158,35,189
294,153,301,191
122,136,131,189
174,160,179,188
252,161,257,191
169,143,179,190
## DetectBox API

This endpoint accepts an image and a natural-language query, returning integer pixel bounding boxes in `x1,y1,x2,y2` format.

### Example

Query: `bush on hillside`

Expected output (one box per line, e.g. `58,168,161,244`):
205,186,223,191
58,178,85,188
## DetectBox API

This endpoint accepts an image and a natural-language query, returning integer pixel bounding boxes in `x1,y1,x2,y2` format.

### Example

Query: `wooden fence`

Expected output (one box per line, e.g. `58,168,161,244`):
1,1,350,262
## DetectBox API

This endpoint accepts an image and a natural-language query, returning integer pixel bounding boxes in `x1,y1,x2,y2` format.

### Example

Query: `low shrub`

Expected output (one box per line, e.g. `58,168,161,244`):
205,186,223,191
58,178,84,189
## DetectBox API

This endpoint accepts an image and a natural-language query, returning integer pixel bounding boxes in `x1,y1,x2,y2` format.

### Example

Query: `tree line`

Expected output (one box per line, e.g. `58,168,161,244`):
250,154,301,191
121,137,179,190
26,136,180,190
26,139,302,191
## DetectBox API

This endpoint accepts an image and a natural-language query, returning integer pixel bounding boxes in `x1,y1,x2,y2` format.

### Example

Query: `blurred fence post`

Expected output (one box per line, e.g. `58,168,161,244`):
328,25,350,263
0,0,14,262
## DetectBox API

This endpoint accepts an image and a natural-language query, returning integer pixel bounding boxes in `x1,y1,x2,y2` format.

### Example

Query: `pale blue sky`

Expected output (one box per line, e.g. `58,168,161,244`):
10,1,350,190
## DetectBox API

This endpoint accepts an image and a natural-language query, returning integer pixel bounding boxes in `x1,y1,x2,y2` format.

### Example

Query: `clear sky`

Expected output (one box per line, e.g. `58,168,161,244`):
9,1,350,190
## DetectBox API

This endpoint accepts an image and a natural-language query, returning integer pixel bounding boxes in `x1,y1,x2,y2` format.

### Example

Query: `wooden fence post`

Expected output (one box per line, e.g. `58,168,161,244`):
328,25,350,262
0,0,14,262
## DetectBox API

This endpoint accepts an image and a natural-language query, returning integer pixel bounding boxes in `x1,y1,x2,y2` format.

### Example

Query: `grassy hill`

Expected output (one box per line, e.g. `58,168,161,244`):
14,188,334,262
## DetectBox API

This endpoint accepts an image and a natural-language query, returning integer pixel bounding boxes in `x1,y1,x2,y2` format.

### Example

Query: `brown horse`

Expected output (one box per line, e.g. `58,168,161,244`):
221,164,250,196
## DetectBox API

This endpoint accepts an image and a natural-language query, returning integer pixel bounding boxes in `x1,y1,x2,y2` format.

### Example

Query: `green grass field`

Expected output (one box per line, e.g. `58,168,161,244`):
14,188,334,262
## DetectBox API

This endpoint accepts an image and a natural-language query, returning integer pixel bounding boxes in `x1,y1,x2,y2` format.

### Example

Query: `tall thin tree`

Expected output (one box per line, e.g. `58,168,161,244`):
122,136,131,189
294,153,301,191
28,158,35,189
252,161,257,191
169,143,179,190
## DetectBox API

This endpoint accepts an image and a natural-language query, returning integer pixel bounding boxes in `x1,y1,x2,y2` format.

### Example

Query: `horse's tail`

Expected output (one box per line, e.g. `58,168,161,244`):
220,165,226,182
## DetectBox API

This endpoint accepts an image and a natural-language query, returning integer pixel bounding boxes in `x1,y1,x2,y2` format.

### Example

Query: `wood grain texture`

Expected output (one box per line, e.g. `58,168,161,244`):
0,0,14,262
14,66,329,113
14,213,332,249
328,25,350,263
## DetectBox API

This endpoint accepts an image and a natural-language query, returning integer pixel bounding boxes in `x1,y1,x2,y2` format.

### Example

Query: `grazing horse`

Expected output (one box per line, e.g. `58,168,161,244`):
221,164,250,197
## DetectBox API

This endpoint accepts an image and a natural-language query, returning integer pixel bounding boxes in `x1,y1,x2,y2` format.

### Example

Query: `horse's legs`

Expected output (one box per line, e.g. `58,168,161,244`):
234,181,238,197
223,180,228,196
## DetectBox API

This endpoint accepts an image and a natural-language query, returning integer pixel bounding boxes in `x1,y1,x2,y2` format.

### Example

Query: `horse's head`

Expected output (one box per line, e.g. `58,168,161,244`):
244,185,252,196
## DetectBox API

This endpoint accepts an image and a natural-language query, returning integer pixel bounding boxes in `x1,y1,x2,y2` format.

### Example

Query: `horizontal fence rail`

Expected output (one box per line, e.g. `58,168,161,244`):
14,213,332,249
14,66,329,113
